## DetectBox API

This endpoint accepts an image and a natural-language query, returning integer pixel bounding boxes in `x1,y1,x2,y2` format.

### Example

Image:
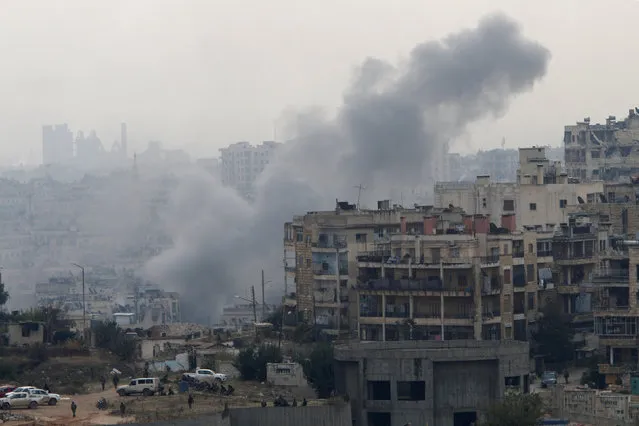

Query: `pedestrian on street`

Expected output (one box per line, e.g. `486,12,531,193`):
100,375,106,391
563,369,570,384
120,401,126,417
188,394,194,409
113,374,119,390
71,400,77,418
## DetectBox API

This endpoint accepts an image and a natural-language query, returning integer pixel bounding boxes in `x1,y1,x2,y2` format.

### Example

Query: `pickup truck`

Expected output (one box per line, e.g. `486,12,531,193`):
183,368,227,384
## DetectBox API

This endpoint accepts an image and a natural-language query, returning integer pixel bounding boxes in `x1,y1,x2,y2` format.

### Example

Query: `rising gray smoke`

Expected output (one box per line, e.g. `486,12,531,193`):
143,13,551,323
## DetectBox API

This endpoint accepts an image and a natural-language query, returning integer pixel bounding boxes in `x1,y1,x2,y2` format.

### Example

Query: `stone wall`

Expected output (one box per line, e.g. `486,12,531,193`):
553,386,639,426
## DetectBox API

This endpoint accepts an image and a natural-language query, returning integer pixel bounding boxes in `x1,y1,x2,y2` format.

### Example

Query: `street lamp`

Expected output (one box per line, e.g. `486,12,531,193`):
71,263,86,337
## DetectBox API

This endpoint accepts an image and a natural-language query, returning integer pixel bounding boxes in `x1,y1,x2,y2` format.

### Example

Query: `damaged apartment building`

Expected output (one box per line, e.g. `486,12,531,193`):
564,107,639,182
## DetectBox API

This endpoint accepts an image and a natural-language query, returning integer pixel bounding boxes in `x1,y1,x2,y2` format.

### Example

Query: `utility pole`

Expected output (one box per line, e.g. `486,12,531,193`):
261,269,266,320
251,285,257,324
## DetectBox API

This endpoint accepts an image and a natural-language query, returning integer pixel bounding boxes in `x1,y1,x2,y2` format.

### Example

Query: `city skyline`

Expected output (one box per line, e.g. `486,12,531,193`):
1,1,638,164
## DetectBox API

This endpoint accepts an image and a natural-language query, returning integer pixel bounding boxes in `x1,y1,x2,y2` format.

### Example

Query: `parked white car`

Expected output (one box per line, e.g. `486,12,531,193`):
117,378,163,396
27,388,61,406
5,386,36,397
0,392,40,410
183,368,227,384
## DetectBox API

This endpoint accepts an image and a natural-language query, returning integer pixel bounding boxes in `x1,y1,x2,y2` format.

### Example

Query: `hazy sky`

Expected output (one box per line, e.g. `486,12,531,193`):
1,0,638,164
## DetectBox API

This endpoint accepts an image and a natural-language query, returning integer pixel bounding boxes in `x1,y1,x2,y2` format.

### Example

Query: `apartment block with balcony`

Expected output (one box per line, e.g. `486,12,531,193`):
354,210,548,343
283,200,469,335
594,242,639,383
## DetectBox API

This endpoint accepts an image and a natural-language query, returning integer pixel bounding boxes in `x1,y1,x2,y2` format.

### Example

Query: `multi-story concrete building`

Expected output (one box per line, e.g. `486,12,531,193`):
354,210,553,342
334,340,529,426
42,124,74,165
284,201,459,335
435,146,604,231
219,141,279,195
564,108,639,182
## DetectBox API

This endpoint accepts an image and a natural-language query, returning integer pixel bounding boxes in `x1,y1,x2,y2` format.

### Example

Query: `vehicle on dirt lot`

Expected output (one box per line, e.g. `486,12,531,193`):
0,392,40,410
27,388,61,406
117,377,163,396
5,386,36,397
183,368,227,384
0,386,16,398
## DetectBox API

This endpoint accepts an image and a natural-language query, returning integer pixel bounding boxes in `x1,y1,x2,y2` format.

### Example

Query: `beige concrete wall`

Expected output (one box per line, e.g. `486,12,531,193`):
7,323,44,346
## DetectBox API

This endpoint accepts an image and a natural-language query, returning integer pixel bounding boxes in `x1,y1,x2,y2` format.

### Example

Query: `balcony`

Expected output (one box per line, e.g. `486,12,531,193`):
592,269,629,285
312,239,347,249
594,305,631,316
537,250,553,258
554,252,596,265
312,263,348,277
357,252,472,268
512,251,524,259
480,255,500,266
482,310,501,320
357,278,472,295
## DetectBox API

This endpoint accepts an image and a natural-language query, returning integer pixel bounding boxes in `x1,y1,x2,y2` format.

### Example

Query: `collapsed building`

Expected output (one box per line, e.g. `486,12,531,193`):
564,108,639,182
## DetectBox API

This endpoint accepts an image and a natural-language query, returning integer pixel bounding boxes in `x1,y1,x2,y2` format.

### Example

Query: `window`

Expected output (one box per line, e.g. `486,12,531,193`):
503,244,509,255
503,200,515,211
450,247,460,258
306,258,311,267
529,203,537,211
504,269,511,284
559,199,567,208
528,243,534,254
608,192,616,203
527,292,535,310
367,381,391,400
526,264,534,281
482,198,487,208
397,381,426,401
355,233,367,243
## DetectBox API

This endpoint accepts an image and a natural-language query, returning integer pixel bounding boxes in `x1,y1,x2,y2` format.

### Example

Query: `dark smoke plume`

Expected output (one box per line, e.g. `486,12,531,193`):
143,13,550,323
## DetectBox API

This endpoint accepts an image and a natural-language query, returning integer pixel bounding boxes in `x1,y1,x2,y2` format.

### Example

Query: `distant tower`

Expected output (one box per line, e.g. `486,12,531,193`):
121,123,128,159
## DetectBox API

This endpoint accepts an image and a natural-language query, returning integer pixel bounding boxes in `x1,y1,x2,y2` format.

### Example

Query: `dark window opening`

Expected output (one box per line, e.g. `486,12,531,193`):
505,375,521,387
367,381,391,400
367,412,391,426
560,199,567,208
397,381,426,401
454,411,477,426
529,203,536,211
503,199,515,211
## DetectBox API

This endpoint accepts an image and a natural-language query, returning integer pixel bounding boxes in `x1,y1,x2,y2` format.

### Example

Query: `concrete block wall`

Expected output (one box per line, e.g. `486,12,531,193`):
115,405,351,426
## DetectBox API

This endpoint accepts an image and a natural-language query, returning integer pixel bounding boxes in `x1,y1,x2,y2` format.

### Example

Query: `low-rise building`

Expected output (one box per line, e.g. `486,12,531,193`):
6,322,45,346
334,340,529,426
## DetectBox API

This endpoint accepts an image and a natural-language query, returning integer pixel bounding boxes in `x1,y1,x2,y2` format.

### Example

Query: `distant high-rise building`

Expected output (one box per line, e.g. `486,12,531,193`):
42,124,74,165
121,123,128,158
219,141,280,195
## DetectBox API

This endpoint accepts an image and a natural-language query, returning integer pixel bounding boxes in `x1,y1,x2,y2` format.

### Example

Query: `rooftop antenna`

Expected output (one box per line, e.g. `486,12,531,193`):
354,184,366,210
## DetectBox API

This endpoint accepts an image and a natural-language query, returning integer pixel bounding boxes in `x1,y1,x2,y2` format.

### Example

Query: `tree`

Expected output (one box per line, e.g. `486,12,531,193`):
532,302,574,364
94,321,137,361
233,344,282,381
298,343,335,398
483,392,543,426
0,282,8,307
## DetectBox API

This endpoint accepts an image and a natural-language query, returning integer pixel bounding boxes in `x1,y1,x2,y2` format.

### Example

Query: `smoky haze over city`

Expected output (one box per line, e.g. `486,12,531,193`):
139,13,550,323
7,1,616,325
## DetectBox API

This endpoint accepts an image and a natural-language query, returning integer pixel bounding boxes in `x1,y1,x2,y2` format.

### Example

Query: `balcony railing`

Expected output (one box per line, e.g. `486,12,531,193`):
312,239,347,249
512,251,524,258
592,269,629,281
537,250,553,257
312,263,348,276
482,310,501,319
554,252,595,261
357,252,472,266
594,304,630,312
357,277,472,293
480,255,500,264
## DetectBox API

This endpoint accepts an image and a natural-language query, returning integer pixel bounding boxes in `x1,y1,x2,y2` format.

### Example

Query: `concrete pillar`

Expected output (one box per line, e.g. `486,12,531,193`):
400,216,407,234
409,295,414,319
473,262,483,340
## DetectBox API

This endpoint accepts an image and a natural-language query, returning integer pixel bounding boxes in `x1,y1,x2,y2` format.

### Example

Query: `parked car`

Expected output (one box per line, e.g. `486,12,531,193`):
117,378,163,396
6,386,35,397
27,389,61,406
0,386,16,398
183,368,228,384
0,392,40,410
541,371,558,388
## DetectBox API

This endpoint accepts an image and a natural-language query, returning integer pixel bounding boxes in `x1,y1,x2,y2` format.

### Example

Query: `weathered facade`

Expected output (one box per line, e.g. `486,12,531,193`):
334,340,529,426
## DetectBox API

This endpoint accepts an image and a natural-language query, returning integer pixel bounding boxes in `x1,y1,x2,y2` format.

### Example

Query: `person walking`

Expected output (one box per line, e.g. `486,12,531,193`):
71,400,77,418
99,375,106,391
563,369,570,384
188,394,194,409
112,374,119,390
120,402,126,417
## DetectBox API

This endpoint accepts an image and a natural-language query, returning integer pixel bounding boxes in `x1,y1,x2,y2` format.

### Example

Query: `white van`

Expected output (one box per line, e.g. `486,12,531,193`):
117,378,163,396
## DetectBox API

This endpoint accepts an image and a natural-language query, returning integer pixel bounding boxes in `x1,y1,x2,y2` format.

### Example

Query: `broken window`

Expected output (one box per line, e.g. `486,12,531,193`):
367,381,391,400
397,381,426,401
559,199,567,208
